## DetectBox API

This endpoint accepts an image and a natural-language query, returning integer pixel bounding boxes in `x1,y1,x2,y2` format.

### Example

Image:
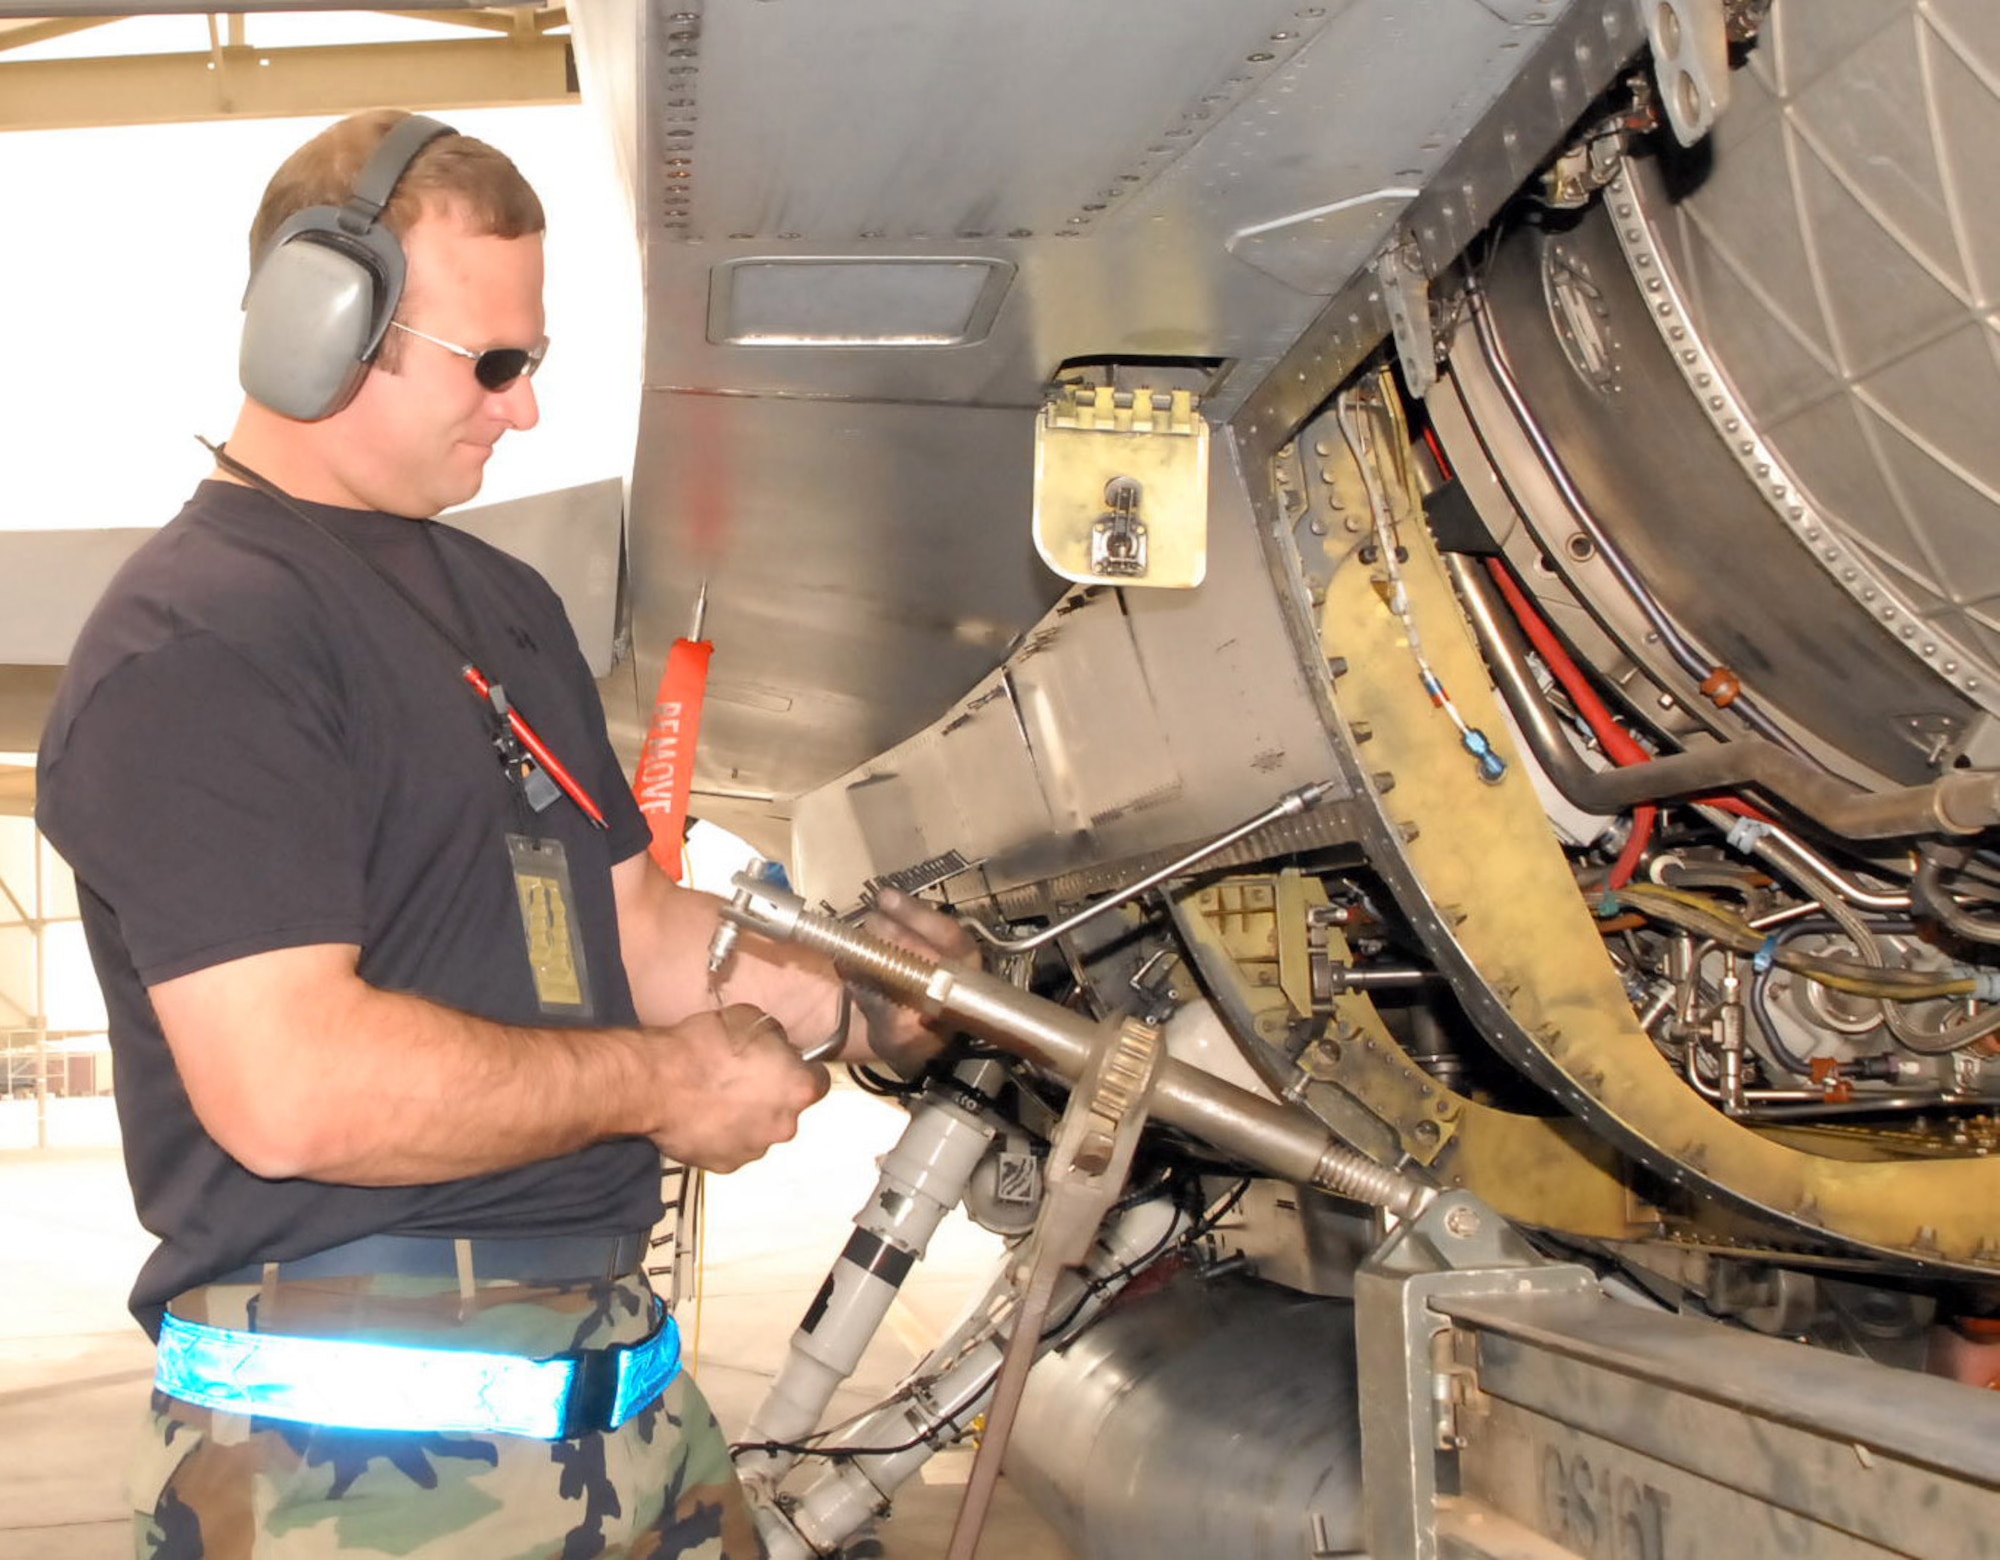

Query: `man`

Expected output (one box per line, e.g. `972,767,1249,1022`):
37,109,965,1558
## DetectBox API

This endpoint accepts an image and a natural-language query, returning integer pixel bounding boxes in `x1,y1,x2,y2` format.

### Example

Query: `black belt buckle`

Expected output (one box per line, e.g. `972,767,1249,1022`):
558,1343,623,1439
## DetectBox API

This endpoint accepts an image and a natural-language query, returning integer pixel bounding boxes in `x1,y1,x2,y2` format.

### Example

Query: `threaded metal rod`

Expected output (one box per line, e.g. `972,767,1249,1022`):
721,880,1430,1218
785,913,943,994
1314,1142,1424,1212
967,778,1345,955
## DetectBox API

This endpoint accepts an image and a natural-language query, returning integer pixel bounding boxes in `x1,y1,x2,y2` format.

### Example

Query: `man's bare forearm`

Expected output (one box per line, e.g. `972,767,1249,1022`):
244,979,664,1184
150,943,825,1185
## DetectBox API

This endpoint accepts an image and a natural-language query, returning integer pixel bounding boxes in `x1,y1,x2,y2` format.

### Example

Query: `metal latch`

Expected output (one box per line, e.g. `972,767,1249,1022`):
1034,384,1209,588
1091,476,1149,578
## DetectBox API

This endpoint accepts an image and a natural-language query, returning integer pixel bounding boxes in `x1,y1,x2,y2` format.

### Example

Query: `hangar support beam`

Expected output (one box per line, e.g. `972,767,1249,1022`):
0,31,576,132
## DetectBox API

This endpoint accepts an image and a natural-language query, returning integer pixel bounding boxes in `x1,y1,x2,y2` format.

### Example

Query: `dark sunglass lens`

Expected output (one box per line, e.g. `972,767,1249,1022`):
473,350,531,392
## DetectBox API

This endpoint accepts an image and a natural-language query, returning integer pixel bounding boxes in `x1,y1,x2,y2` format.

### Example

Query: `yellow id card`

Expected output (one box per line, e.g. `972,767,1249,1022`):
507,834,592,1017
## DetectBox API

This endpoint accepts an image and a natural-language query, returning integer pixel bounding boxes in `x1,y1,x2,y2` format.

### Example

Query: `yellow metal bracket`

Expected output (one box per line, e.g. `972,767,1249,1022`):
1178,871,1643,1239
1033,385,1209,588
1316,371,2000,1271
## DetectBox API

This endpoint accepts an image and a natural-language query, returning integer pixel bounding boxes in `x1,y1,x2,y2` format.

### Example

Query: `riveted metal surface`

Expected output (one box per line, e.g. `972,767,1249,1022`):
1235,0,1651,463
788,434,1345,907
1453,203,1979,784
1171,871,1644,1236
569,0,1641,817
1628,0,2000,704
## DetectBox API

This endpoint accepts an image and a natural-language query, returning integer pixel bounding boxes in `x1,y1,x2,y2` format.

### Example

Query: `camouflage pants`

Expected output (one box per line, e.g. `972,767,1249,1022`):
130,1268,763,1560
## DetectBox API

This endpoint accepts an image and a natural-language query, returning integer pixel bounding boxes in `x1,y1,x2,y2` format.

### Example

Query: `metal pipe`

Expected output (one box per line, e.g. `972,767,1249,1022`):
718,877,1430,1219
968,780,1345,954
1738,828,1911,915
1450,555,2000,839
1716,952,1747,1114
1463,278,1804,752
1681,1036,1822,1107
1914,849,2000,947
1324,966,1438,992
1719,1094,1965,1120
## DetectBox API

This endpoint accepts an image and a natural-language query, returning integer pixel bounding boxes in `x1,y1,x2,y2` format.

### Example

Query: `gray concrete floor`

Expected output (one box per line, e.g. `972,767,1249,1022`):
0,1087,1073,1559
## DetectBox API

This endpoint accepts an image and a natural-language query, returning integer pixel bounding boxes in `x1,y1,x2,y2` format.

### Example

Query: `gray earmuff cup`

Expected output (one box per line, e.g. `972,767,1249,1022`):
236,115,452,422
239,238,380,422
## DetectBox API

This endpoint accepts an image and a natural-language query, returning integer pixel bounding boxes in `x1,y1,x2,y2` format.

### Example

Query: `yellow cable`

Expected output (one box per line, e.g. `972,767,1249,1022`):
688,1166,706,1373
1610,882,1978,1000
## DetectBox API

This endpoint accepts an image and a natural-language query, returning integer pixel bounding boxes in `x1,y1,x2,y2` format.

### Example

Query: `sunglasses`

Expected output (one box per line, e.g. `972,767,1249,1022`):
387,319,549,392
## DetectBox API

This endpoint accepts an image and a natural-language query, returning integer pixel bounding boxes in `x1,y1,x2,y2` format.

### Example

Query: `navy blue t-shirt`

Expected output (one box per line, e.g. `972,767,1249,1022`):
37,480,662,1336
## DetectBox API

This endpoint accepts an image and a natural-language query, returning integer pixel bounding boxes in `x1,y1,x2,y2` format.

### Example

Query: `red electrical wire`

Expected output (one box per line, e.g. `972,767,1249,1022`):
1482,558,1769,891
1427,428,1663,886
1427,429,1769,893
1421,424,1454,481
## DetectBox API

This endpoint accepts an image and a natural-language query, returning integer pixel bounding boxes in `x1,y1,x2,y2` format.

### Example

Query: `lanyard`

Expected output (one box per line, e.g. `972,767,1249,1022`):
199,439,607,830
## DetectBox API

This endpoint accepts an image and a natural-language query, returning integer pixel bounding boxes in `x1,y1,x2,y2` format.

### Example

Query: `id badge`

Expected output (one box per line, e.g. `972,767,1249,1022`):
507,834,593,1018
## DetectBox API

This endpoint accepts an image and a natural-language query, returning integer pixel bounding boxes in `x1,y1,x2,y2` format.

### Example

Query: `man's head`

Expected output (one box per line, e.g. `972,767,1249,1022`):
230,110,550,518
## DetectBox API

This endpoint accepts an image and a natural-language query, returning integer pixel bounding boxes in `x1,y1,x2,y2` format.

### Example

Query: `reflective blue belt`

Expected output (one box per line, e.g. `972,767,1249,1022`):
154,1300,680,1440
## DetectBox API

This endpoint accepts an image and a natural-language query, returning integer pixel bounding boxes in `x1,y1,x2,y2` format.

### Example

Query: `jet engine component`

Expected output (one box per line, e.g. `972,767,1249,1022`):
1007,1266,1366,1560
1294,374,2000,1272
715,872,1432,1220
1457,556,2000,838
749,1199,1187,1560
1034,383,1209,589
1356,1189,2000,1560
555,0,2000,1549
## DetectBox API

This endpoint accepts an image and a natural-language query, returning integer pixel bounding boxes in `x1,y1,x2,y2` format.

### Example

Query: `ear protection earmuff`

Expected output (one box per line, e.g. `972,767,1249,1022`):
239,114,457,422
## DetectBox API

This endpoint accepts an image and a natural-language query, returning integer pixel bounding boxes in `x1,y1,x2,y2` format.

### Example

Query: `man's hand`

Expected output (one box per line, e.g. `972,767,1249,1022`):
849,887,981,1075
610,851,980,1078
647,1004,830,1172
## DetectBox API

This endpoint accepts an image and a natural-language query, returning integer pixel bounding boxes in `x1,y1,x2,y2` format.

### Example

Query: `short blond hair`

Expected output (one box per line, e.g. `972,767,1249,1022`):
249,110,545,369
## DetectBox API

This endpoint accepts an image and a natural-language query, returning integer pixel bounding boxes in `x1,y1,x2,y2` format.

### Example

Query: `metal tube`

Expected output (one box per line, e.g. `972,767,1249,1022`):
1463,280,1804,752
1450,555,2000,839
967,780,1344,954
1325,967,1437,991
1738,827,1911,915
720,880,1431,1219
1914,851,2000,947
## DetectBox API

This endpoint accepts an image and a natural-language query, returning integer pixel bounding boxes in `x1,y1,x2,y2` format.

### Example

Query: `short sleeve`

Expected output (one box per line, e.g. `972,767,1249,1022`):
37,632,367,984
593,703,653,869
504,563,651,869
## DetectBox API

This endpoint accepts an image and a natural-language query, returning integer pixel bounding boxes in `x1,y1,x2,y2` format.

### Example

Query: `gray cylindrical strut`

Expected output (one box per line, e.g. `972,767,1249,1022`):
756,1200,1186,1560
736,1075,998,1492
719,880,1430,1220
